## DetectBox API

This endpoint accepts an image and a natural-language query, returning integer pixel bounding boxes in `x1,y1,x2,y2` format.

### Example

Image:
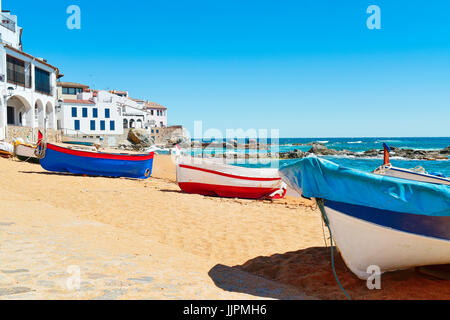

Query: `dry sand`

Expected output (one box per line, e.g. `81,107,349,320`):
0,154,448,300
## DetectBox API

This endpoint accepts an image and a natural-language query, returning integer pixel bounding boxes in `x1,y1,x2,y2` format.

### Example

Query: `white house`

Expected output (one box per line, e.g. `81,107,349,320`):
57,90,123,136
145,101,167,128
0,2,61,141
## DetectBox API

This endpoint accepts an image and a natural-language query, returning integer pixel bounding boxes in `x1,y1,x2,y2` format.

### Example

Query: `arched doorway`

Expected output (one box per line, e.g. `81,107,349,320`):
6,95,32,127
34,99,45,128
45,102,54,129
123,119,128,129
129,119,135,128
136,119,143,128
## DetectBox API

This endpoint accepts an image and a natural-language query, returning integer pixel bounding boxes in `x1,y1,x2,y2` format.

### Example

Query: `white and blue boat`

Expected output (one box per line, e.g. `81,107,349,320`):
373,143,450,186
279,157,450,279
37,131,154,179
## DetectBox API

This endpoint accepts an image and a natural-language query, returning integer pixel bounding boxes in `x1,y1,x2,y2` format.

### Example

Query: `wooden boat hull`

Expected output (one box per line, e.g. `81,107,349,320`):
14,143,40,164
0,142,13,159
279,157,450,280
177,157,286,199
375,165,450,186
323,200,450,279
0,150,12,158
40,143,154,179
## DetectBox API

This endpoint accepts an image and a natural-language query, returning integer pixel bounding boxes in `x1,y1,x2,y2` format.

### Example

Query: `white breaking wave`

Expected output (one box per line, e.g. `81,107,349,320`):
347,141,363,144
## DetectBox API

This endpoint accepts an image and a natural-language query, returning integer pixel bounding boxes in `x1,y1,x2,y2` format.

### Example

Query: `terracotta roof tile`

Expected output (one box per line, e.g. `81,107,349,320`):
63,99,95,105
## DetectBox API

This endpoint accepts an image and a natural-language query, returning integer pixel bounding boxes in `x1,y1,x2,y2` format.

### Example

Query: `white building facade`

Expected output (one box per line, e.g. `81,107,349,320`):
56,88,169,138
0,4,60,141
57,90,123,136
145,101,167,128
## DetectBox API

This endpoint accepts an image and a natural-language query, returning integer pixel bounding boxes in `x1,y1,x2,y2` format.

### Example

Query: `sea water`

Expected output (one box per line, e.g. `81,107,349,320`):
193,137,450,177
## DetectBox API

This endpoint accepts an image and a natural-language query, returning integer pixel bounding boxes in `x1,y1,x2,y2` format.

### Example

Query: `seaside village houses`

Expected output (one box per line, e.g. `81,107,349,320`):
0,3,183,147
0,3,60,142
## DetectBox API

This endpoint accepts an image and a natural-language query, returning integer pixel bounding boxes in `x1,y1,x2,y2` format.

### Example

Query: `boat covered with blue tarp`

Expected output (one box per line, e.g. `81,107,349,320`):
279,157,450,279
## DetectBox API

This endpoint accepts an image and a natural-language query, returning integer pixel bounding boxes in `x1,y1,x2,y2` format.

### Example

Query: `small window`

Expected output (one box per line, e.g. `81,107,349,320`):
82,108,88,118
150,110,154,116
72,107,77,117
151,129,154,133
100,120,105,131
90,120,95,130
74,120,80,130
110,120,115,131
156,129,159,133
93,108,98,118
105,109,110,118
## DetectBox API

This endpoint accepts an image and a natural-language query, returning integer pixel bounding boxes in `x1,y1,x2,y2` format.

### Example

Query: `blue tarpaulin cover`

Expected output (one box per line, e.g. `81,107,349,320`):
279,157,450,217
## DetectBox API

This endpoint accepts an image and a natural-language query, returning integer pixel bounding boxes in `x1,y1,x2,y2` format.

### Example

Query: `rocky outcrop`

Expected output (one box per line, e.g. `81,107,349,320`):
279,149,308,159
125,129,155,150
279,144,450,160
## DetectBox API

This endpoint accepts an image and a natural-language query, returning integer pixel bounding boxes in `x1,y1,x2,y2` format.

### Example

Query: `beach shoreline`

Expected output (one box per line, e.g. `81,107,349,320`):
0,155,449,300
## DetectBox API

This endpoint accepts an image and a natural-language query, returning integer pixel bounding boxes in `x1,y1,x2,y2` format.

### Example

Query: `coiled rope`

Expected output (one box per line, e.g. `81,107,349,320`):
316,198,352,300
34,140,46,159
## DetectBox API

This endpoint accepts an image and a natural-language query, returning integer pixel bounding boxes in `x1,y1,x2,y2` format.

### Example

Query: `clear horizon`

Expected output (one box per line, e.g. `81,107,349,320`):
7,0,450,138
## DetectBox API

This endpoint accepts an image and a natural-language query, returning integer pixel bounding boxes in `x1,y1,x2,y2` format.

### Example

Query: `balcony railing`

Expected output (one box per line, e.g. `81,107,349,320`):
1,14,16,32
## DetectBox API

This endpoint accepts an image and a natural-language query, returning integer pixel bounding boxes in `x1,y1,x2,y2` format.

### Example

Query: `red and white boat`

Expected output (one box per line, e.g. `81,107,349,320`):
176,157,287,199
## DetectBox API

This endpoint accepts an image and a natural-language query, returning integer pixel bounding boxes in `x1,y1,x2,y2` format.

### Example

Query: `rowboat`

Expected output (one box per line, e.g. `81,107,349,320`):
37,132,154,179
373,143,450,185
176,156,287,199
279,157,450,279
374,164,450,186
0,141,13,159
13,142,39,164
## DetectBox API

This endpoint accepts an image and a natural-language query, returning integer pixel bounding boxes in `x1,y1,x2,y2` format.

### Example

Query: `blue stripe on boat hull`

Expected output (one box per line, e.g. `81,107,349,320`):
325,200,450,241
40,147,153,179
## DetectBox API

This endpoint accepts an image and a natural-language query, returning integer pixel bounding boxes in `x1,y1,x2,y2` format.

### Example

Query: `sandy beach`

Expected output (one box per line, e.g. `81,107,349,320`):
0,154,449,300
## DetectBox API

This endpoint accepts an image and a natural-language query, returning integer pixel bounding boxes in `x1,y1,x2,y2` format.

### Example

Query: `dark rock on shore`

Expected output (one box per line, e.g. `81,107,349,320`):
128,129,155,148
279,144,450,160
191,141,268,150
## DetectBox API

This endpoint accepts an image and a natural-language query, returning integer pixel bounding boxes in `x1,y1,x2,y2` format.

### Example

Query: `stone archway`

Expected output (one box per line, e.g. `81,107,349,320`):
45,101,55,129
34,99,45,129
6,95,33,127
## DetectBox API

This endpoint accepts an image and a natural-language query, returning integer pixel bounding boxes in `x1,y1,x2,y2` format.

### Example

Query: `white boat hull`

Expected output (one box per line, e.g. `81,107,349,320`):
15,144,36,158
324,203,450,279
176,157,286,199
375,165,450,186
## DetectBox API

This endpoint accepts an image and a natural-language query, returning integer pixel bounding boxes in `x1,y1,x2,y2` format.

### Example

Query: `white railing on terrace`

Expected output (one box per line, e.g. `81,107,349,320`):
0,14,16,32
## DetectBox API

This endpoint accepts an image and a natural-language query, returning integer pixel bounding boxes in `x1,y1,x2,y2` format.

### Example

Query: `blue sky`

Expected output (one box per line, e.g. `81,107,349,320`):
6,0,450,137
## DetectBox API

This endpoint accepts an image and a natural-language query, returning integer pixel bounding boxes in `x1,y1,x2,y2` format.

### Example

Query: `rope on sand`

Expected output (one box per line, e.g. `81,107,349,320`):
317,198,352,300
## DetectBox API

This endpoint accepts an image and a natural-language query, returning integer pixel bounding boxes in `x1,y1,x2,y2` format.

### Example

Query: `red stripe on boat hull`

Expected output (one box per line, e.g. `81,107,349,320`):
47,143,154,161
178,182,280,199
179,164,281,182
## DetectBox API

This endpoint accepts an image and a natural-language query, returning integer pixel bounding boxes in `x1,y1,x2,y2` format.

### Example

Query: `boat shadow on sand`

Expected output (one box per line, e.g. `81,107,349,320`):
209,247,450,300
18,171,144,181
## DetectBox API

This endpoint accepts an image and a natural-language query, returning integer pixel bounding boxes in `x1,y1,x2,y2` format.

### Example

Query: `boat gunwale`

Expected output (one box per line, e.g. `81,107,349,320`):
46,143,154,161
